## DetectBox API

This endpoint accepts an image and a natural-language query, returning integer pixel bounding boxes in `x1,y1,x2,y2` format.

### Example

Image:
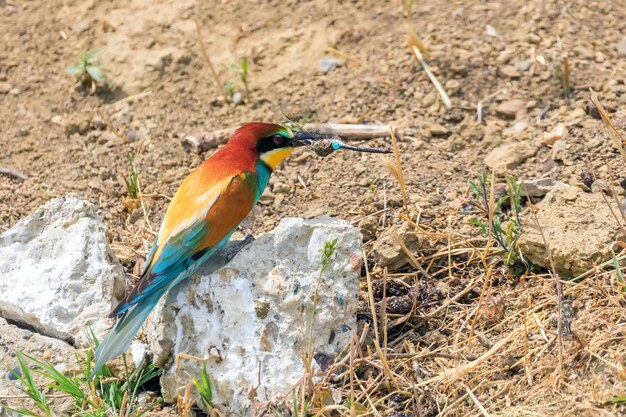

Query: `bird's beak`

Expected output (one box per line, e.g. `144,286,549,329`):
291,131,324,147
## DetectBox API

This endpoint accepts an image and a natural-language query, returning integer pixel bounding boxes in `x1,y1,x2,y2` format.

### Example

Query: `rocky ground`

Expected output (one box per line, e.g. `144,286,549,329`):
2,0,626,416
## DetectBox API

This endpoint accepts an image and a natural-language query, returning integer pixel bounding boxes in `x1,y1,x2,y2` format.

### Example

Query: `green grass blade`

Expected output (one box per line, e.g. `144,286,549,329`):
3,406,43,417
13,352,52,416
22,352,85,400
612,254,626,290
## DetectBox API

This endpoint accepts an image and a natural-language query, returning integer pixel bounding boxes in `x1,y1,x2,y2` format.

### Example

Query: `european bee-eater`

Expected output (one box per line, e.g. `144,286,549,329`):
91,122,320,377
91,122,389,378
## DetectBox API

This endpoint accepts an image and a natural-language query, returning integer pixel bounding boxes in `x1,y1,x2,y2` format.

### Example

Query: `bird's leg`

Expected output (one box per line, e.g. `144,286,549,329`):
218,234,255,262
195,234,255,276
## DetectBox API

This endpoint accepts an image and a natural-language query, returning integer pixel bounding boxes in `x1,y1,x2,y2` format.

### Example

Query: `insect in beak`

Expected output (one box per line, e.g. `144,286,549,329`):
292,130,391,157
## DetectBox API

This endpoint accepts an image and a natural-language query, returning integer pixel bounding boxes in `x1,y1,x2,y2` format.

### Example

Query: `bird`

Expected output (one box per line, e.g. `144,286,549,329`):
90,122,324,378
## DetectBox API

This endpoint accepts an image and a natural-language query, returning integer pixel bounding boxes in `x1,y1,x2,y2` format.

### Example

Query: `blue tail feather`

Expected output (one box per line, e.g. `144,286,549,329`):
89,230,243,380
90,292,162,380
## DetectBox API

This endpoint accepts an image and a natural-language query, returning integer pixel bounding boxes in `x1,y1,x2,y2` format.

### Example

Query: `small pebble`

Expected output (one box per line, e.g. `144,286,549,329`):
7,366,21,381
318,57,340,74
485,24,498,37
50,115,64,125
126,130,138,141
543,123,568,144
231,91,243,105
501,65,522,79
495,99,526,118
515,60,532,72
42,350,52,360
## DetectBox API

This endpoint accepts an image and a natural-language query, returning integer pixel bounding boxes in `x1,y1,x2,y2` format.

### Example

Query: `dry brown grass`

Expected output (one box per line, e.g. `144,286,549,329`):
262,221,626,416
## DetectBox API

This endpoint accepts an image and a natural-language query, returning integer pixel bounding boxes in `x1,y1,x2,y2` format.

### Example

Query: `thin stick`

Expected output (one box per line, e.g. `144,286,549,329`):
302,123,393,140
349,336,356,417
393,233,431,280
0,167,28,181
469,265,494,338
112,90,153,106
363,249,398,387
590,89,626,161
605,162,626,231
424,279,479,319
382,268,389,354
133,158,155,234
390,127,409,213
408,44,451,109
461,382,491,417
194,18,223,90
363,247,381,357
415,329,519,387
326,47,363,66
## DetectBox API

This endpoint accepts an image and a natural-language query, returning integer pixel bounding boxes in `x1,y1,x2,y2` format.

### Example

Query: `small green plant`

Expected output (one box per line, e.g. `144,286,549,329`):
291,390,310,417
553,38,573,98
555,54,572,98
66,50,107,92
320,238,338,273
605,395,626,404
192,362,213,411
468,172,524,274
295,238,339,417
122,154,139,200
404,0,414,18
613,254,626,291
223,80,236,97
6,336,161,417
345,398,367,415
226,57,251,100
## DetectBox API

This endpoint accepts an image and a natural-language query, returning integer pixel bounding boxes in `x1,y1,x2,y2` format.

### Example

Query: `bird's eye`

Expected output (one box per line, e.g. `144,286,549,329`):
273,136,284,145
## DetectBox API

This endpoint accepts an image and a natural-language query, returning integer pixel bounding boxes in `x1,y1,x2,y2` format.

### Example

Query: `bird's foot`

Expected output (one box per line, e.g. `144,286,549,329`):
217,234,255,262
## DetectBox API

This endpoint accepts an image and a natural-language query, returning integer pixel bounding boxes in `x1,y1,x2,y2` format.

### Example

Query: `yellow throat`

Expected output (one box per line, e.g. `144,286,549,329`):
260,147,295,170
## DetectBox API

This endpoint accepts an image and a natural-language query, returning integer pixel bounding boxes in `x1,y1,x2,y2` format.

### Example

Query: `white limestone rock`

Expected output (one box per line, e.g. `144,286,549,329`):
0,195,126,346
148,217,362,415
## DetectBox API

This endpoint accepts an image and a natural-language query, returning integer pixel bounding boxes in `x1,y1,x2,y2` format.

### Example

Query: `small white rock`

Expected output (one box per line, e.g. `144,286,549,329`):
318,57,340,74
485,24,498,37
543,123,568,144
148,217,362,412
0,196,126,346
50,115,64,126
231,92,243,105
130,342,149,368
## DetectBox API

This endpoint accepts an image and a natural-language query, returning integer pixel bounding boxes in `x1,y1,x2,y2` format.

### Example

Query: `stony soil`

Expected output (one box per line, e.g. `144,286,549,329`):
2,0,626,416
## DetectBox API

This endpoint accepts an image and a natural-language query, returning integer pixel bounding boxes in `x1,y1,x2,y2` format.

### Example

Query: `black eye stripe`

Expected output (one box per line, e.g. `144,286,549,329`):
257,134,289,153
